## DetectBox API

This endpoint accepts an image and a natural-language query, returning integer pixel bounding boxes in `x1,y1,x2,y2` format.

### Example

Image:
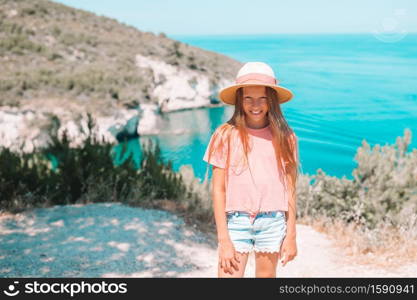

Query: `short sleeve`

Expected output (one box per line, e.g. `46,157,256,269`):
202,129,229,169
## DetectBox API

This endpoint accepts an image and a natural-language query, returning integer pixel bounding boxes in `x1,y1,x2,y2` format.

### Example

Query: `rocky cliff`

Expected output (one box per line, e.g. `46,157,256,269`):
0,0,241,152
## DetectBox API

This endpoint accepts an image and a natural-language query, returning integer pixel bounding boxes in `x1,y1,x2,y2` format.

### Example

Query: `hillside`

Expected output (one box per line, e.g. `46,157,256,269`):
0,0,241,112
0,0,242,152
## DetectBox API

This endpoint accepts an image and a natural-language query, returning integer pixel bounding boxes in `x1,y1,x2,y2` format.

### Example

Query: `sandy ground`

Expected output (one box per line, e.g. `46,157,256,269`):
0,202,416,278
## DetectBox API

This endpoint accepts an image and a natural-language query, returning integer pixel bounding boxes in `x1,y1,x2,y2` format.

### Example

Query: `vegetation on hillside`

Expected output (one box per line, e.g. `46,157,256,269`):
0,0,241,110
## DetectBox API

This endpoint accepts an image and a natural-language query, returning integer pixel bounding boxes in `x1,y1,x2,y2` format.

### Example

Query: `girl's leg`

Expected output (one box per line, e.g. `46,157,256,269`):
254,251,280,278
218,251,250,278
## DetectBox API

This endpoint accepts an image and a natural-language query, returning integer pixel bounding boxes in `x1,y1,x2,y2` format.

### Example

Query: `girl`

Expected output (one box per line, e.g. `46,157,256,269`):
203,62,299,278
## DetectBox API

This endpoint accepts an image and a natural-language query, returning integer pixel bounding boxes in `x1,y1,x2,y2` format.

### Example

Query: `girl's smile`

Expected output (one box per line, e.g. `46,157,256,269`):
242,86,269,128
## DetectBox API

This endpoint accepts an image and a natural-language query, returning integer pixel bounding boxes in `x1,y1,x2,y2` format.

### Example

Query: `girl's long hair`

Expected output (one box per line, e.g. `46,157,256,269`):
205,86,300,205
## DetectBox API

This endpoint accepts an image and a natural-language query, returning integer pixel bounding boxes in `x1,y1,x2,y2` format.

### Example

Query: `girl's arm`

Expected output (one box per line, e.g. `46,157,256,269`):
285,193,297,239
286,131,298,239
212,165,240,274
211,166,230,243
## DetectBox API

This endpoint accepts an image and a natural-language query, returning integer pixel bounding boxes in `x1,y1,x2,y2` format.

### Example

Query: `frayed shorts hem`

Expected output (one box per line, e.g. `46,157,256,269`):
234,248,282,254
235,249,252,254
253,248,281,253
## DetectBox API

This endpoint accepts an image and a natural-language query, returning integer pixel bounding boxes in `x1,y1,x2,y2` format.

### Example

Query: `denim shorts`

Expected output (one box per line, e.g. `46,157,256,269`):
226,211,287,253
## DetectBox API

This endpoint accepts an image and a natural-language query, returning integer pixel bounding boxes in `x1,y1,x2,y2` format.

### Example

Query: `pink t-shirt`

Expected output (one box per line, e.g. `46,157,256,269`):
203,124,294,214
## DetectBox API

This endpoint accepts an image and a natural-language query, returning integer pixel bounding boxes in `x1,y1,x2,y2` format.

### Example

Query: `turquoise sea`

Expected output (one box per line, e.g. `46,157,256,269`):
114,33,417,182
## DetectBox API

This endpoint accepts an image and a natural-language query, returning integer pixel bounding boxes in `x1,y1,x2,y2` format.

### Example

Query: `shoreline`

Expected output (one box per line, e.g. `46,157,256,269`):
0,100,226,153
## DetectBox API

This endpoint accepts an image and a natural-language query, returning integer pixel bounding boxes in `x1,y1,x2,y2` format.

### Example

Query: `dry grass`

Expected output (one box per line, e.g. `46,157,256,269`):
299,214,417,270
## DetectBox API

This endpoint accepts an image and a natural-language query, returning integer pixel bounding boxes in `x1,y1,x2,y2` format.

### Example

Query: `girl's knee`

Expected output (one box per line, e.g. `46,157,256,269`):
255,271,276,278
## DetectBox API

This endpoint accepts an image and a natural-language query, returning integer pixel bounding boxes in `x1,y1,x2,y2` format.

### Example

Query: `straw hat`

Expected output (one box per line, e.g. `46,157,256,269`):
218,62,293,105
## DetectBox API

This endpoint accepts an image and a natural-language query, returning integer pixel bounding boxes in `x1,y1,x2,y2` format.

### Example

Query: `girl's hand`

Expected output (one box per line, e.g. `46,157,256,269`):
218,239,240,275
279,235,297,267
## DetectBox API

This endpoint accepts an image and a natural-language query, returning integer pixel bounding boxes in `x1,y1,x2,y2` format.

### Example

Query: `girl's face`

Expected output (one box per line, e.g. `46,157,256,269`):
242,86,269,126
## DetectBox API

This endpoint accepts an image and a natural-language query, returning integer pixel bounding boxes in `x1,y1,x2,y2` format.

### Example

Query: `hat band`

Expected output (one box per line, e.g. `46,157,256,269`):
235,72,277,85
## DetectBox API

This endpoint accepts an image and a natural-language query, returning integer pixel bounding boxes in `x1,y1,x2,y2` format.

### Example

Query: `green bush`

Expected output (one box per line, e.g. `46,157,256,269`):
0,113,194,212
137,138,188,201
0,147,51,207
21,2,49,17
297,128,417,230
0,35,45,55
59,32,98,47
0,20,24,35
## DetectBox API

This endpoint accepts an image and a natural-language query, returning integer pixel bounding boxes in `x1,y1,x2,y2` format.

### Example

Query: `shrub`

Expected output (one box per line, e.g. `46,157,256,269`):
136,138,188,201
0,35,45,55
0,113,196,213
297,128,417,230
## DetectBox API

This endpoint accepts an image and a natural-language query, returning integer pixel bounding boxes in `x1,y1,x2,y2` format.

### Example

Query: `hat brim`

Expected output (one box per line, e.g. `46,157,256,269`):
218,83,293,105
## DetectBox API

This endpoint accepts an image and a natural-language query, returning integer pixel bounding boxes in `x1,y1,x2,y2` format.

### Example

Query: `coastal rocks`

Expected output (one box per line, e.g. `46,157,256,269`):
64,108,143,145
0,105,152,153
136,103,163,136
0,99,189,153
0,53,235,152
107,115,139,142
135,54,232,112
106,103,164,141
0,109,52,153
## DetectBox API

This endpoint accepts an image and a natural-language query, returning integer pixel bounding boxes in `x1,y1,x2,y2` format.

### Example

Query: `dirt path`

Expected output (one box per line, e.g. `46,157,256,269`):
180,224,417,278
0,202,415,278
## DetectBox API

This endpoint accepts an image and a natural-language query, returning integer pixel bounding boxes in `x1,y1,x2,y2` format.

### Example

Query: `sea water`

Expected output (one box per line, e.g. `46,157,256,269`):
114,33,417,181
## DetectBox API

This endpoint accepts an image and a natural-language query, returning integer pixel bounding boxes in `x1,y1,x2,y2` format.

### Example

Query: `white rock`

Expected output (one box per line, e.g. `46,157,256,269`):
7,9,18,18
137,103,161,135
0,106,141,153
135,54,232,112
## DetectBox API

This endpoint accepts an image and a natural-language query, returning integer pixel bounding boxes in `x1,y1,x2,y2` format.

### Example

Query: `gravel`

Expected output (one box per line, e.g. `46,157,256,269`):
1,202,415,278
0,202,216,278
